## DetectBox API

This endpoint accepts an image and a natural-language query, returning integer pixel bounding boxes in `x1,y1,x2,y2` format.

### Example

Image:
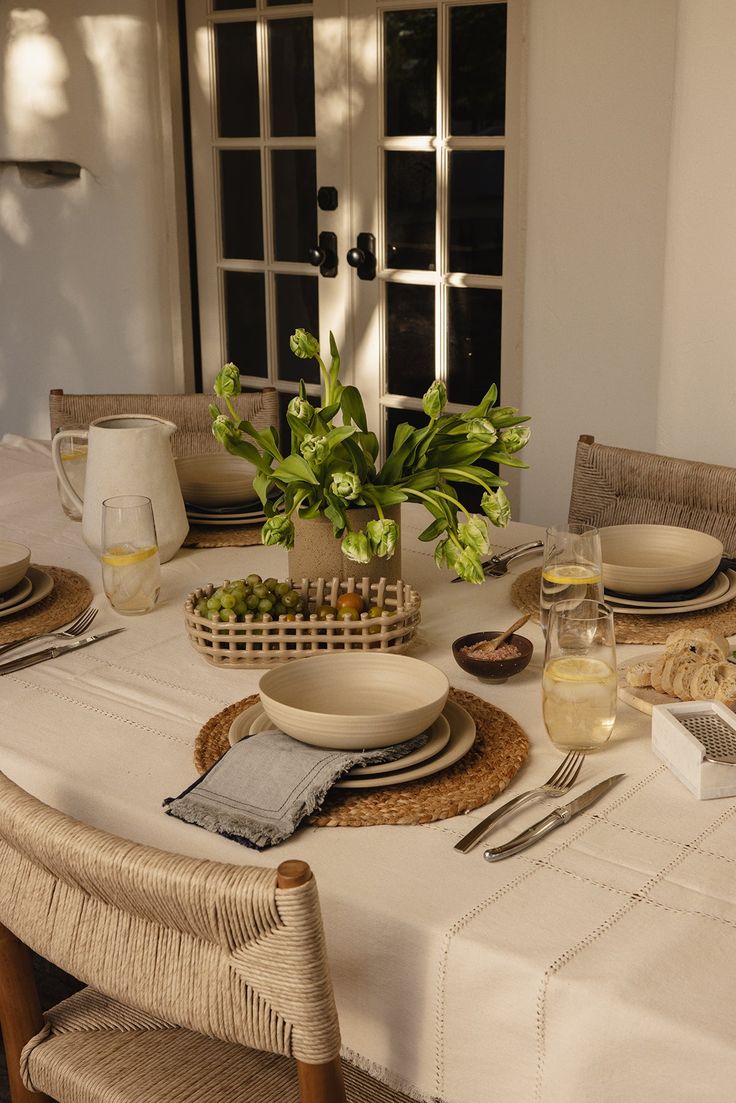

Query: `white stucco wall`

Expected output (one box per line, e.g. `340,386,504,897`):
519,0,679,524
656,0,736,466
0,3,179,440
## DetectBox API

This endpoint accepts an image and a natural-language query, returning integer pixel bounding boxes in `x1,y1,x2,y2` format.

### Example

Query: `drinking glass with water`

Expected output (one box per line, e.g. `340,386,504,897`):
539,523,604,631
101,495,161,615
542,599,617,753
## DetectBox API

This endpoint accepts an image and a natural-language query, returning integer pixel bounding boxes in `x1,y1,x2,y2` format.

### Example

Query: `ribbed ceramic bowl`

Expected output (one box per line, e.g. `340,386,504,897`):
258,652,449,749
0,541,31,594
175,454,258,508
599,525,723,595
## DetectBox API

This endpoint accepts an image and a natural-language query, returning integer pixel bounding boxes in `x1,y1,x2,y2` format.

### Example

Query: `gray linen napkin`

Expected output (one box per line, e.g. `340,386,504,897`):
163,727,428,849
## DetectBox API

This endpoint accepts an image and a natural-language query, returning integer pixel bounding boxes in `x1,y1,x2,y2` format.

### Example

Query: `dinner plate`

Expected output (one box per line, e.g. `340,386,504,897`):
243,706,453,776
334,699,476,789
226,700,474,788
0,574,33,611
605,570,730,609
0,566,54,620
608,570,736,616
185,500,265,516
187,512,266,526
228,704,452,772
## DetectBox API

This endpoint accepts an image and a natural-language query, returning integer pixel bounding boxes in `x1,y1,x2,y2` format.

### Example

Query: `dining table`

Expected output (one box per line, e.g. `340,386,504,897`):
1,431,735,1103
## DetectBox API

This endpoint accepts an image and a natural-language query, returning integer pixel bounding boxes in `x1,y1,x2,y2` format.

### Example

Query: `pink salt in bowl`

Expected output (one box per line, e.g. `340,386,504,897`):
451,631,534,684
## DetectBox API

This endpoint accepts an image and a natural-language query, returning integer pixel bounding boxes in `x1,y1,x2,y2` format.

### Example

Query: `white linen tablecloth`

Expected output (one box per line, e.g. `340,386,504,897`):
1,433,735,1103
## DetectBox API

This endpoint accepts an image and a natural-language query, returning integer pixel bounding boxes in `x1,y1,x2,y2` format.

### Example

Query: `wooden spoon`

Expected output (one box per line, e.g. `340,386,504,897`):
467,613,532,656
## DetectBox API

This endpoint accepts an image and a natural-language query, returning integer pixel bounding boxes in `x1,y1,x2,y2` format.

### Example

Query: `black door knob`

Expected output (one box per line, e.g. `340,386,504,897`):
346,233,376,280
307,231,338,278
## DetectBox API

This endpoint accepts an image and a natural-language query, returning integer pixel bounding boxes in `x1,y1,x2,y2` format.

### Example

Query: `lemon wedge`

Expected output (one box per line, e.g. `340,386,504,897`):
101,545,158,567
545,657,613,683
542,563,602,586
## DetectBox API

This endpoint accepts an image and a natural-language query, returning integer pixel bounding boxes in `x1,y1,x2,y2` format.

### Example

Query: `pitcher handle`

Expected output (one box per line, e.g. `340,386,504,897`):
52,429,88,513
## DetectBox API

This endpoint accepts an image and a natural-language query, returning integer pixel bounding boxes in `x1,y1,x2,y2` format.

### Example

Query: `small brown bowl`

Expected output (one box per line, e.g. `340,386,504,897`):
451,631,534,684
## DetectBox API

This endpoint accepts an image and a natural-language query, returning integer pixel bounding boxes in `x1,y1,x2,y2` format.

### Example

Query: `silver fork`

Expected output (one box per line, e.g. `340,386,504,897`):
0,607,98,658
454,751,585,853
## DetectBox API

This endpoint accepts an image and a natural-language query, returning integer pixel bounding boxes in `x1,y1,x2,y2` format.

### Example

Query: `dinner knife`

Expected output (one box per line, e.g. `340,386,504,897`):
0,628,126,676
483,774,625,862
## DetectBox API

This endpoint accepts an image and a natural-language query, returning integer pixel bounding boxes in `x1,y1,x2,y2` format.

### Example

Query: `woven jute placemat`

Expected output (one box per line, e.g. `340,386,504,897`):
183,524,262,549
511,566,736,645
0,565,93,645
193,687,529,828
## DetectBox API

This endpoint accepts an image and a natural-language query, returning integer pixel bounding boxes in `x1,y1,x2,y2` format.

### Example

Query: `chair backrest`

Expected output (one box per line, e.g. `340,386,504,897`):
568,435,736,556
0,771,340,1066
49,388,279,459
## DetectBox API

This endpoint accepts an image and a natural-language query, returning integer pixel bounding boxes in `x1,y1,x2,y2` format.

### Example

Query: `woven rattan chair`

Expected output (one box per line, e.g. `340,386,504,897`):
0,771,410,1103
48,388,279,459
568,435,736,557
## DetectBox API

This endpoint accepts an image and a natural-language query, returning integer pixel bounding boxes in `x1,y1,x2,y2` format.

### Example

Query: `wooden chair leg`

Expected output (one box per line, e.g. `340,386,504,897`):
297,1056,347,1103
0,922,52,1103
276,862,347,1103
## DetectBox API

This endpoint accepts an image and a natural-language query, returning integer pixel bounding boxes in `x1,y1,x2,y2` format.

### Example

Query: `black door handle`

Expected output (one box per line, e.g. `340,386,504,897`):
346,232,376,280
307,231,338,278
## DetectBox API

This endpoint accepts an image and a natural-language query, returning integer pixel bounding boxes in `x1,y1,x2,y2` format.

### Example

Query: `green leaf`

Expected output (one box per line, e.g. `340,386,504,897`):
271,454,320,485
486,451,530,469
491,413,532,429
340,385,368,432
317,401,341,424
418,516,448,542
464,382,498,420
252,470,272,506
367,485,408,507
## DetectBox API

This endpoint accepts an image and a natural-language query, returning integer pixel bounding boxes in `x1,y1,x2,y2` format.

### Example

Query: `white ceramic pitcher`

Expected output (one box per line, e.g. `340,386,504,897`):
52,415,188,562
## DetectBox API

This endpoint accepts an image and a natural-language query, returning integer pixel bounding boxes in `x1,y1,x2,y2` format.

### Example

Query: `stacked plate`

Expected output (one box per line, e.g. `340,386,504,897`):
228,652,476,789
185,499,268,527
605,569,736,616
0,566,55,619
228,698,476,789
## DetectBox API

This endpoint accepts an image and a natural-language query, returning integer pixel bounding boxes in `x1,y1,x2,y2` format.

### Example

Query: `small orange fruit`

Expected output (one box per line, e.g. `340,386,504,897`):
336,591,365,614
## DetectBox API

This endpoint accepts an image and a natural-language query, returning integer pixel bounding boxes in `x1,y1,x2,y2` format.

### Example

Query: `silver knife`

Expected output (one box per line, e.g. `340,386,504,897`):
450,540,544,583
0,628,126,676
483,774,625,862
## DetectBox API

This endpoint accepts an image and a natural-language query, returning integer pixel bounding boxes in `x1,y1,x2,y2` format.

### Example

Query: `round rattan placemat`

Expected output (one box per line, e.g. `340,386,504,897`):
0,565,93,645
511,566,736,645
194,687,529,828
183,525,263,549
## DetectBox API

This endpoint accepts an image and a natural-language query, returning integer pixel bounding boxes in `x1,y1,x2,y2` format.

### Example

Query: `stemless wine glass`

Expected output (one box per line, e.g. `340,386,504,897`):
101,495,161,615
539,523,603,632
542,599,617,753
54,423,88,521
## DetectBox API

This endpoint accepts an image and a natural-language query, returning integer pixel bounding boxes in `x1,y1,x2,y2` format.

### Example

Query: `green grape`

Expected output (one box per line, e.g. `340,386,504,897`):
219,608,233,622
246,593,260,610
264,577,278,591
258,597,274,613
220,593,236,609
253,583,269,599
272,602,285,617
246,574,262,587
274,581,290,597
234,600,247,617
206,596,222,611
208,610,221,623
282,589,300,608
195,600,208,616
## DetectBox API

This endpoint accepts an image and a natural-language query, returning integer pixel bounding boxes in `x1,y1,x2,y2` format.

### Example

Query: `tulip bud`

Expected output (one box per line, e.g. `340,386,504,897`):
214,363,242,397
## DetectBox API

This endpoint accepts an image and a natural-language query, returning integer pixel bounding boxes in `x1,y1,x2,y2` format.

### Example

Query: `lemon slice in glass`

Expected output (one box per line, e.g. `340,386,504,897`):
542,563,602,586
101,545,158,567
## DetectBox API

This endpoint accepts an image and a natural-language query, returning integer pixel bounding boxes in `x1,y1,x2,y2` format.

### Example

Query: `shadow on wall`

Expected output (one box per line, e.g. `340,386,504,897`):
0,5,171,438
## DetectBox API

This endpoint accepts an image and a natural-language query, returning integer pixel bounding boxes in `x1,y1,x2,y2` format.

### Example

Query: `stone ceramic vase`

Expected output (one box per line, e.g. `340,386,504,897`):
288,504,402,584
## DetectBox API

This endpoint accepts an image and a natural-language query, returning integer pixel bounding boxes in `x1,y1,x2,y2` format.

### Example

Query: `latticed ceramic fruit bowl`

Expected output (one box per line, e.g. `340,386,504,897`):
184,576,421,667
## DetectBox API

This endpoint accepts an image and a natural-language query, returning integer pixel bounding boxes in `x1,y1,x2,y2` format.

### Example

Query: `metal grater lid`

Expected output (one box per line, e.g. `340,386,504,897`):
680,713,736,764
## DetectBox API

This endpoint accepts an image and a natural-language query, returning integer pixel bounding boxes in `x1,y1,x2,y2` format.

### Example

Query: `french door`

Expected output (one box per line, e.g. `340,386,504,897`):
185,0,524,460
